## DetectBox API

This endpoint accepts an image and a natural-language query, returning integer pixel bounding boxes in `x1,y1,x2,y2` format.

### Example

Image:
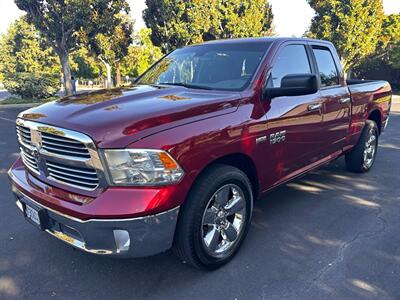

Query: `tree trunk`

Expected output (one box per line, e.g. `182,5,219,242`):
116,62,121,87
59,51,73,96
346,69,352,80
98,56,113,88
106,63,112,88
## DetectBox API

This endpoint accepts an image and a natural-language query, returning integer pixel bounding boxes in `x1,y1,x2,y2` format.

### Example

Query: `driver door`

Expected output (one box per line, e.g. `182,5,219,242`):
264,43,324,187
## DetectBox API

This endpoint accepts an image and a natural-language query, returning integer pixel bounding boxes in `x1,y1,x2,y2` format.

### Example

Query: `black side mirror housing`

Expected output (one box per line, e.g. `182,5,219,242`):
264,74,318,99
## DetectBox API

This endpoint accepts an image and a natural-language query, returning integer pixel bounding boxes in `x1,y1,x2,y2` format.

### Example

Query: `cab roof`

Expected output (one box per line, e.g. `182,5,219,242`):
197,36,333,47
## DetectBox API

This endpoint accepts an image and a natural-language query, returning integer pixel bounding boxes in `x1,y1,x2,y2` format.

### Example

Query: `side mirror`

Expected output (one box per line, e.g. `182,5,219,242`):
264,74,318,99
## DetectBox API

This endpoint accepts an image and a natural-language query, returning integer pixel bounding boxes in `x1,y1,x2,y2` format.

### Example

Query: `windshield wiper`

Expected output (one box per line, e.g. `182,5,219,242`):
158,82,214,90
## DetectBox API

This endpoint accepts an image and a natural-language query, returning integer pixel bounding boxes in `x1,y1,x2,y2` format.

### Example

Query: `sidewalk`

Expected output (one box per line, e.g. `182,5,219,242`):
392,95,400,112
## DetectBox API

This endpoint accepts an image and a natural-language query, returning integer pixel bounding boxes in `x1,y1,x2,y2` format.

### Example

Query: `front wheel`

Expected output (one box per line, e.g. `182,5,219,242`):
173,164,253,269
345,120,379,173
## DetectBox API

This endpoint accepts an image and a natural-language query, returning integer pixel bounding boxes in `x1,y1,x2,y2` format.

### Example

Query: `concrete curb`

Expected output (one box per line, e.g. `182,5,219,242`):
0,103,40,108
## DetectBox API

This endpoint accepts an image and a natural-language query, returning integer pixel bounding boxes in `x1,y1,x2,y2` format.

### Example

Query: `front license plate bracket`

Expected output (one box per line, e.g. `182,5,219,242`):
21,201,51,231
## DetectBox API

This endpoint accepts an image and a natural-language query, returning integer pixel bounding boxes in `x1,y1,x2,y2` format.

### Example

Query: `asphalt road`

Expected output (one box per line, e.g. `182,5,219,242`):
1,105,400,300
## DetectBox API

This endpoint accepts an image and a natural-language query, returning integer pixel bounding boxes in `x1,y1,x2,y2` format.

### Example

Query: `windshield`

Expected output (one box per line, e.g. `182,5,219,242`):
137,41,272,91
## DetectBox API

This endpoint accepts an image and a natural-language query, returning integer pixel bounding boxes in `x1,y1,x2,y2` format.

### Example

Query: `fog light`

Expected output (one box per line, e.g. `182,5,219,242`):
113,230,130,252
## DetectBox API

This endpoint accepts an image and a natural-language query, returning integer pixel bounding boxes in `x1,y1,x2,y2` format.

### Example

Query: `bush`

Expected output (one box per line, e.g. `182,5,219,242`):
3,72,60,99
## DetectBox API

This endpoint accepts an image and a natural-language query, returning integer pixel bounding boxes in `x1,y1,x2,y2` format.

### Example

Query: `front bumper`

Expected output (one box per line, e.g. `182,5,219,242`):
8,157,185,257
11,186,179,257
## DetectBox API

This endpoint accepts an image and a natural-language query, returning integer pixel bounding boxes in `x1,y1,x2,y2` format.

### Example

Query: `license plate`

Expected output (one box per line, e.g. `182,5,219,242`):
25,204,41,227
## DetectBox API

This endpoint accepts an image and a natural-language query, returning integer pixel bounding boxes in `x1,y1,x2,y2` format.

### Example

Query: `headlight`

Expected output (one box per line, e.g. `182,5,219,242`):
102,149,184,186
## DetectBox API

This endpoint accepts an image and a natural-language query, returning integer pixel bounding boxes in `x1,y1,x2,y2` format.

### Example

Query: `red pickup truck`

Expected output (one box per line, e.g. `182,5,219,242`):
8,37,392,269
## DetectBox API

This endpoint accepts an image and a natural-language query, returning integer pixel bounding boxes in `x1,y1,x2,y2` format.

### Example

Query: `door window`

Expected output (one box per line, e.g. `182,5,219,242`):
313,48,339,87
269,45,311,88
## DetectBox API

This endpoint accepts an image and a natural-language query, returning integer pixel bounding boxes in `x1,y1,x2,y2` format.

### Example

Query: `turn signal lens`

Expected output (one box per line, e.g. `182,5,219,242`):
158,152,178,169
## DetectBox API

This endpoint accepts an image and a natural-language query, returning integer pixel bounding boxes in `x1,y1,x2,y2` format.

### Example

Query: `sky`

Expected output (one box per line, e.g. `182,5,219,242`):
1,0,399,37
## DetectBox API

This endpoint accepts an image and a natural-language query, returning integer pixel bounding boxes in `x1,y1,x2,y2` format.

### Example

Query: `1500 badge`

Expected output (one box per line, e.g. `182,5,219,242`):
270,130,286,144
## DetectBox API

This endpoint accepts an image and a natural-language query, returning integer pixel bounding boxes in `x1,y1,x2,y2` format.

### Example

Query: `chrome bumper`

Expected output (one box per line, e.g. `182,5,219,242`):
12,187,180,257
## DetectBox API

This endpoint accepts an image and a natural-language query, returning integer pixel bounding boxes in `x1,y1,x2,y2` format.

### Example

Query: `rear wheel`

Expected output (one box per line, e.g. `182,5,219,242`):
173,164,253,269
345,120,379,173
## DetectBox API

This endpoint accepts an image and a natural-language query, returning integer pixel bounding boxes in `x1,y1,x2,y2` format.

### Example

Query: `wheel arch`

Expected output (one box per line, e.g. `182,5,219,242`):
368,109,382,134
191,153,260,201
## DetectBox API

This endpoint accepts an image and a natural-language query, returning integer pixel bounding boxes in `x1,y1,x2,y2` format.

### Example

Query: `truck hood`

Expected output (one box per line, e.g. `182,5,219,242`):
19,85,241,148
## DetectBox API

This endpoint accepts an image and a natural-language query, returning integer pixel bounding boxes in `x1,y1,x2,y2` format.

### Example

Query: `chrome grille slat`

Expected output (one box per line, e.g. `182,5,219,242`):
22,156,38,170
19,138,31,146
23,154,36,165
20,147,39,172
16,119,103,192
16,125,30,132
49,173,98,189
16,126,31,134
41,133,83,144
42,144,90,158
17,129,31,138
46,161,97,175
22,150,35,159
48,167,99,182
41,139,86,150
22,159,38,172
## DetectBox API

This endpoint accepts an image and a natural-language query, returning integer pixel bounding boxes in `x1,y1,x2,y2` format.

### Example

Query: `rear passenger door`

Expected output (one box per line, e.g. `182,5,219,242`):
310,46,351,156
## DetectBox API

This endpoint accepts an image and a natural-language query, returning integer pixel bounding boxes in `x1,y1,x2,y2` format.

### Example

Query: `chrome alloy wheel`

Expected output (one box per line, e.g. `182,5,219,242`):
363,129,377,168
201,184,246,257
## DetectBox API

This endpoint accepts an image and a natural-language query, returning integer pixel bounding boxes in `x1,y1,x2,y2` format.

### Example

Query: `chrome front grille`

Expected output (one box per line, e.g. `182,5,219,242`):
46,161,99,190
16,119,106,192
41,132,91,159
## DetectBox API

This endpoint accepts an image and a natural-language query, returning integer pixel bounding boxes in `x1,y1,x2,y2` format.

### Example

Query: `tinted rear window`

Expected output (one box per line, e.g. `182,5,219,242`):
313,48,339,87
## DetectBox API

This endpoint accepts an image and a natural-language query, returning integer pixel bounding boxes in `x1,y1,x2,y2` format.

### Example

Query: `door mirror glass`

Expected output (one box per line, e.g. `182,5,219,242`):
264,74,318,99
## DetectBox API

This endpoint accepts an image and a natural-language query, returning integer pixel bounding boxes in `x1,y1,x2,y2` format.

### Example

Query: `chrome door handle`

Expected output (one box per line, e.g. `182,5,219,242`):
339,97,351,104
308,103,322,111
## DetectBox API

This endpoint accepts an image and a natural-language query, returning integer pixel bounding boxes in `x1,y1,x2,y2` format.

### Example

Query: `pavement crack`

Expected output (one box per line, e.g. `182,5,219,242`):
305,198,388,293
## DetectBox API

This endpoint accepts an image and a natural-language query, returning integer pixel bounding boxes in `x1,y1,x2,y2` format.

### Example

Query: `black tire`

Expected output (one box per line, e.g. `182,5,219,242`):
173,164,253,270
345,120,379,173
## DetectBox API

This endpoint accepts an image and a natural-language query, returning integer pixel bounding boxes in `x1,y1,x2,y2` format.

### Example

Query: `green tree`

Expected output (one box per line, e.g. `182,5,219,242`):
380,14,400,69
121,28,163,79
0,16,59,77
389,45,400,69
205,0,274,40
379,14,400,49
70,47,103,80
15,0,130,95
86,14,133,87
143,0,274,53
352,13,400,88
3,72,60,99
306,0,385,73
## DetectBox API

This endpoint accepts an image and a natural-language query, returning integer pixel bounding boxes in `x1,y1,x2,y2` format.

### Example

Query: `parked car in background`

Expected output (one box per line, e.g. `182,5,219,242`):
8,37,392,269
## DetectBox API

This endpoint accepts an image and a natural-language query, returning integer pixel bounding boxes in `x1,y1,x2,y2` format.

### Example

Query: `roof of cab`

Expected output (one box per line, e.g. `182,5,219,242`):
197,36,333,46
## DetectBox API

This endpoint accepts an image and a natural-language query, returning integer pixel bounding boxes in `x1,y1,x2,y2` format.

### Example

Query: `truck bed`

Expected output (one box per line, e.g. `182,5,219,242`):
345,79,392,147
